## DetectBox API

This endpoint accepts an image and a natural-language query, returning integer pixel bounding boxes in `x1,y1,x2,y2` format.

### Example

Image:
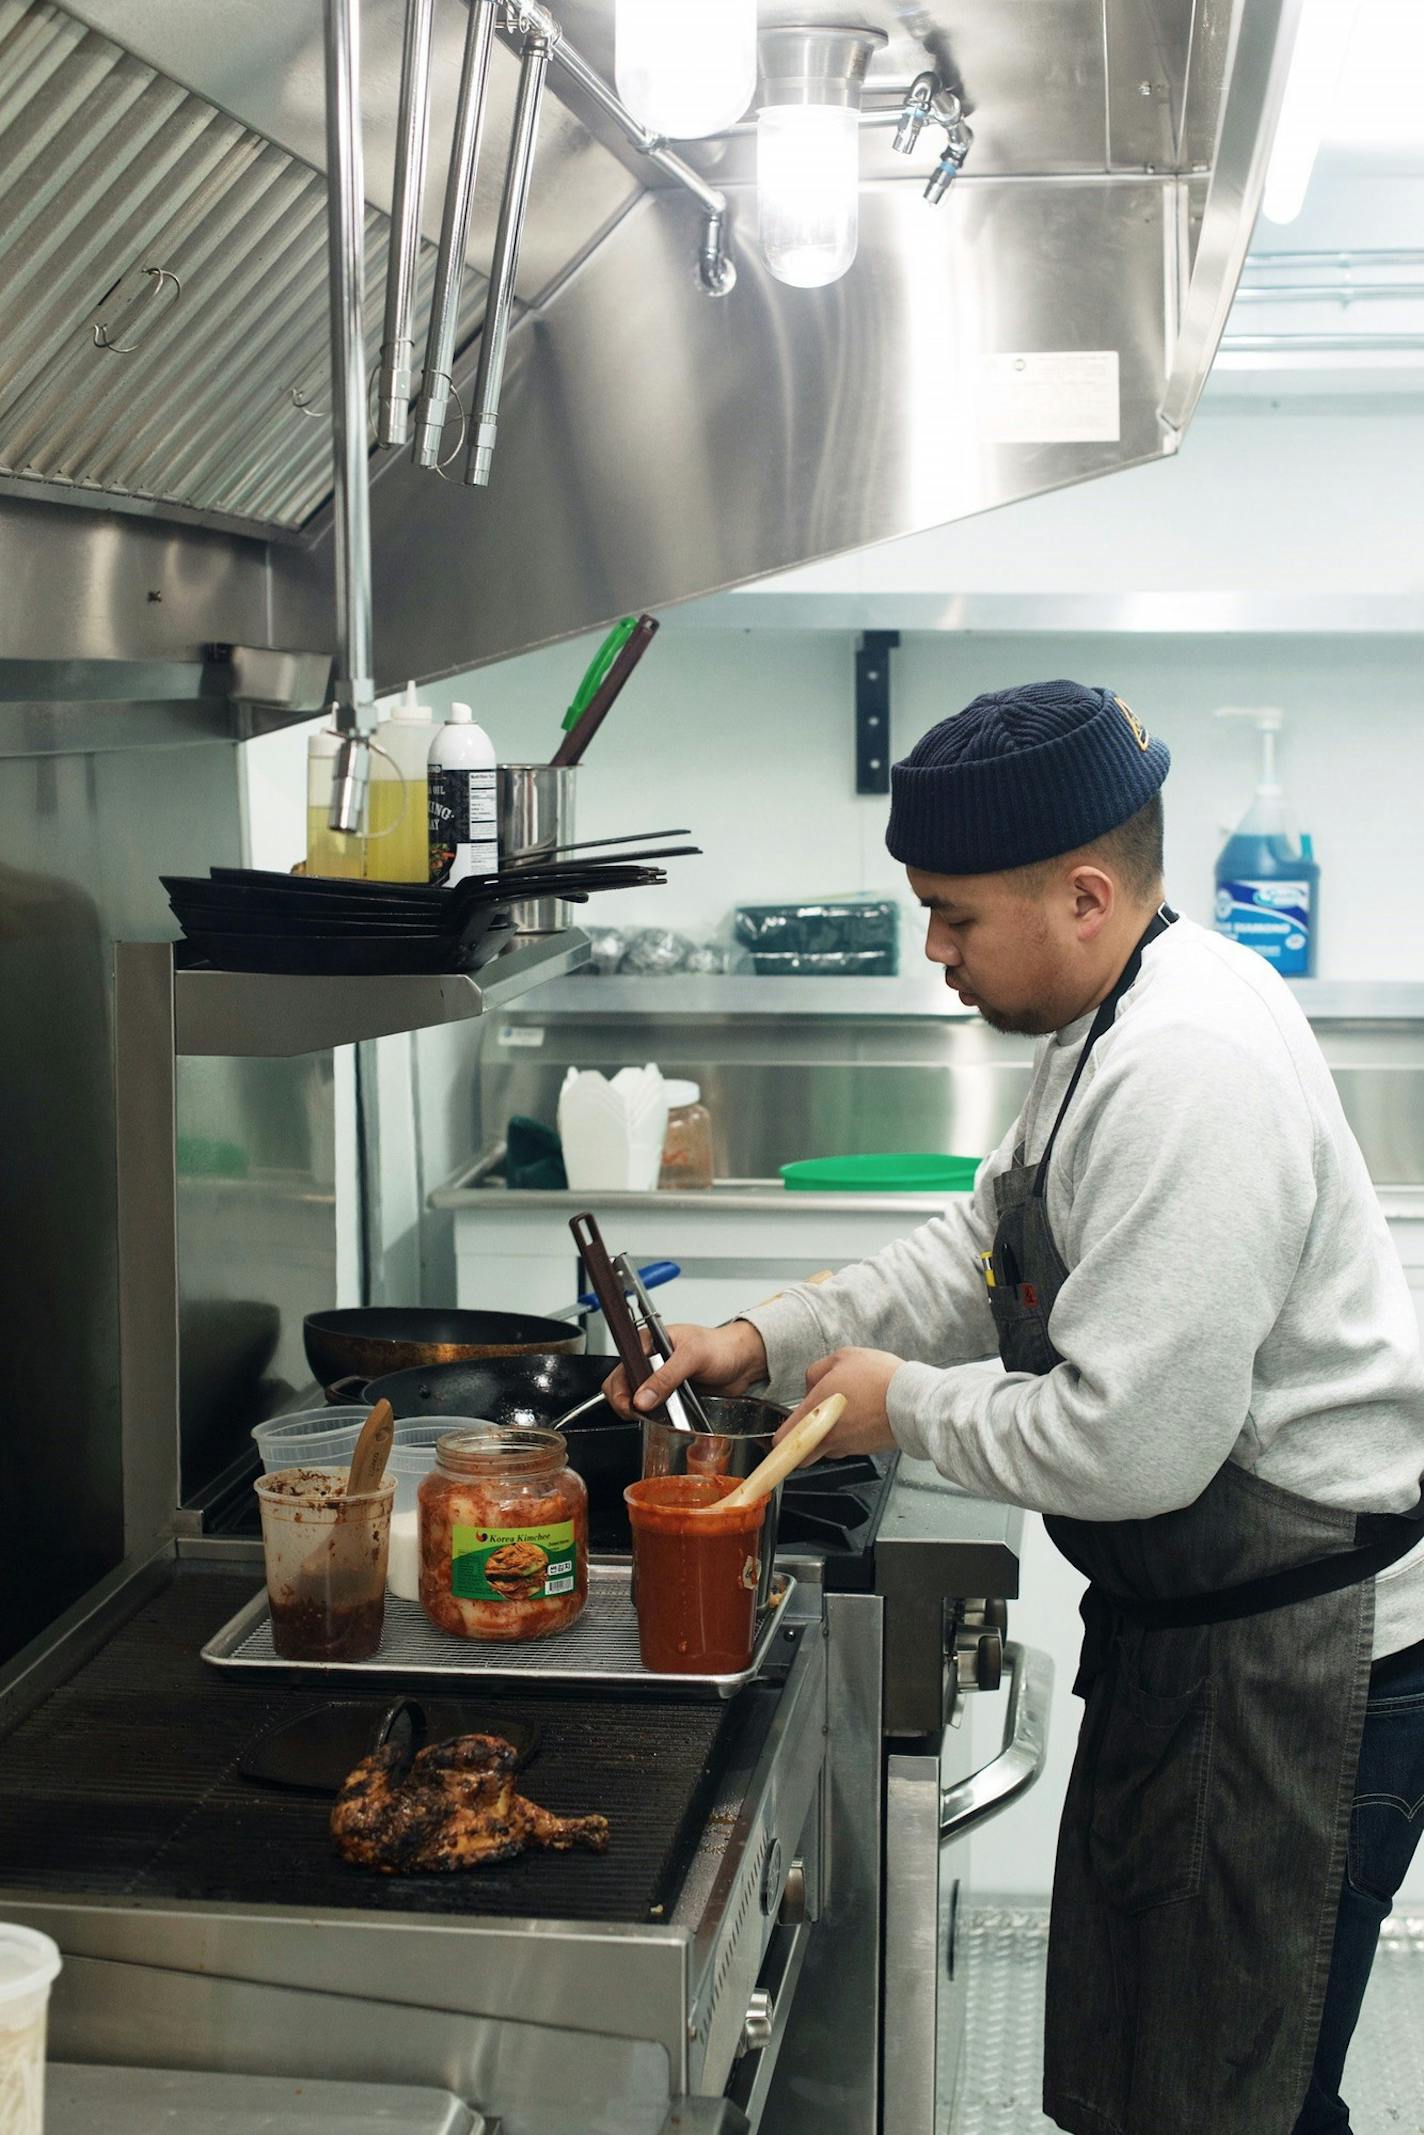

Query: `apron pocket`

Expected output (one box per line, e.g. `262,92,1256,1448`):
1088,1664,1216,1915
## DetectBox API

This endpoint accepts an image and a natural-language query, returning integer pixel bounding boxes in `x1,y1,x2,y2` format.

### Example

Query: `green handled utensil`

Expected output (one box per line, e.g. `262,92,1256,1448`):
551,613,660,769
562,616,640,735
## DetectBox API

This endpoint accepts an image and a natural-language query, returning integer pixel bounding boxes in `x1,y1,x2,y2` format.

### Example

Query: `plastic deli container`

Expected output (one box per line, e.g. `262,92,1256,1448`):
419,1426,588,1642
0,1923,62,2135
780,1152,981,1194
385,1419,487,1603
251,1408,372,1473
255,1468,394,1661
624,1475,767,1675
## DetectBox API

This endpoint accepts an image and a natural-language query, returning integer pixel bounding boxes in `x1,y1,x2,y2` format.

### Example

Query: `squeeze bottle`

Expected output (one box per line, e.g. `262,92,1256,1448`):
366,682,439,883
428,701,499,883
1213,707,1319,977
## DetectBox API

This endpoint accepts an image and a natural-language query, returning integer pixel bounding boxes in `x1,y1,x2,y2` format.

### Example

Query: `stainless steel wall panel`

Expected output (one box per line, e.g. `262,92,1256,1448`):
0,728,245,1665
0,494,271,663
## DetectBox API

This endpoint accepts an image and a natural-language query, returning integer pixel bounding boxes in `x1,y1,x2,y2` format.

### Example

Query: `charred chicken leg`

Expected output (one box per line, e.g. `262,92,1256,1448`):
331,1731,610,1873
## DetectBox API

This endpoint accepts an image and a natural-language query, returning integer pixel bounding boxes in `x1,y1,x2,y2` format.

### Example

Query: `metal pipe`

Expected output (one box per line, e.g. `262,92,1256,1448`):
1235,283,1424,303
412,0,498,469
465,29,550,488
376,0,435,447
1221,332,1424,352
455,0,733,296
321,0,376,832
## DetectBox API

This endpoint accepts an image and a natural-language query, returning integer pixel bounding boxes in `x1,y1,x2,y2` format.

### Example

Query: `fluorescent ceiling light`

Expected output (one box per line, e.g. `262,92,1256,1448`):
1263,0,1363,224
1333,0,1424,142
1264,0,1424,225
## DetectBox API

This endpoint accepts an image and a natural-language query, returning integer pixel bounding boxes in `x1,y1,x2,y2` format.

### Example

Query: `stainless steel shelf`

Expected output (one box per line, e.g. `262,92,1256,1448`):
173,930,591,1056
499,973,1424,1025
502,972,976,1021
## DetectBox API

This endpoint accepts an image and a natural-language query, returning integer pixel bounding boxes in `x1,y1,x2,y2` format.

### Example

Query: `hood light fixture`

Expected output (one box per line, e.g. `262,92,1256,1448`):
756,24,887,289
615,0,757,141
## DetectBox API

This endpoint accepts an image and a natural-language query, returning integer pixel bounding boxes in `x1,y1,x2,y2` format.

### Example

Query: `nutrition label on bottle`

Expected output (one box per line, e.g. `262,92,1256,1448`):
429,768,498,883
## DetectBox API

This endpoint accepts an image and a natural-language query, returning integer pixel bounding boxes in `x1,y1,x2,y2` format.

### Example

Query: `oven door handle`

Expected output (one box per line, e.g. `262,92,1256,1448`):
939,1640,1054,1844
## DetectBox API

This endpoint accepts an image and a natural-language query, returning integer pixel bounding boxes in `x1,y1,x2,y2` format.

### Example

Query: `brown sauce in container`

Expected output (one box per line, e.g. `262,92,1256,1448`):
624,1475,767,1675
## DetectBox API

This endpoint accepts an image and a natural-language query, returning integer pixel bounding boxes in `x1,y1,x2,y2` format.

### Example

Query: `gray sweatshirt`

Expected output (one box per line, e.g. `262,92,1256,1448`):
744,919,1424,1659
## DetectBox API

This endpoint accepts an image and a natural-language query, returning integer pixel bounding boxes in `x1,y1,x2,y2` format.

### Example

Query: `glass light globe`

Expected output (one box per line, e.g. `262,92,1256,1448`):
614,0,757,140
756,104,861,289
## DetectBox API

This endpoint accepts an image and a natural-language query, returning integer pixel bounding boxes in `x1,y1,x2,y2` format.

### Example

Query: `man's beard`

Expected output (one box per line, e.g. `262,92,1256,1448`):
974,999,1059,1037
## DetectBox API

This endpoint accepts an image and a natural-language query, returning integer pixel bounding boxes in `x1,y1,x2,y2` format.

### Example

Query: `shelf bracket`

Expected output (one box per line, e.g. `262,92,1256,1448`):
855,630,899,796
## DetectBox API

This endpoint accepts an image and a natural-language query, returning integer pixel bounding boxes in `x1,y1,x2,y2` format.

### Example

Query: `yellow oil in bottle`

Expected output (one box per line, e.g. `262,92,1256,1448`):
364,774,431,883
305,808,367,879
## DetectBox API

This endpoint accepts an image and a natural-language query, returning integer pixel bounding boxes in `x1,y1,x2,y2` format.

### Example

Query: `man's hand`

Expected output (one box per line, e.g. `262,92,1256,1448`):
601,1319,769,1420
773,1348,903,1458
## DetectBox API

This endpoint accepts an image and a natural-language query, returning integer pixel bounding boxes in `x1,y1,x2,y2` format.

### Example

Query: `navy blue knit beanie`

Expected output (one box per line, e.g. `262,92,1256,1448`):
886,680,1170,876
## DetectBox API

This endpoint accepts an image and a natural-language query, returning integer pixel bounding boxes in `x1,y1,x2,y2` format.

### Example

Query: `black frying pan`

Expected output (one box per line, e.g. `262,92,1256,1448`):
304,1306,585,1387
358,1352,640,1492
304,1264,680,1386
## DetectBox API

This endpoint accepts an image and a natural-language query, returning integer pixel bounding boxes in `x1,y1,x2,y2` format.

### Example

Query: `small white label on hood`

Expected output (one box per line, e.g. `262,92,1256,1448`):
981,350,1121,443
497,1024,545,1047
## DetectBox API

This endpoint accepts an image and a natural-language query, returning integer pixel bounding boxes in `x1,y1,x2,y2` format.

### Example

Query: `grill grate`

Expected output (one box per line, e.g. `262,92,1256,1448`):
206,1565,792,1698
0,1569,739,1924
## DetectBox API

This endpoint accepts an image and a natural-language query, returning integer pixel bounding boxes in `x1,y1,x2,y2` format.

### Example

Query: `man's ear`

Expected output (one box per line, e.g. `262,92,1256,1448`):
1070,864,1114,937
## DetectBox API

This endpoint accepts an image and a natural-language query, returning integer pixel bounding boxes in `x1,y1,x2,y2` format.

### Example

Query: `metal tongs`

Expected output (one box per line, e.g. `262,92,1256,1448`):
568,1212,710,1433
615,1253,713,1435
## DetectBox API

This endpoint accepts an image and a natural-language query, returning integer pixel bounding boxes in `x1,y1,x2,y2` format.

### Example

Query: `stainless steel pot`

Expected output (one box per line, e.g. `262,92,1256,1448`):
640,1393,788,1617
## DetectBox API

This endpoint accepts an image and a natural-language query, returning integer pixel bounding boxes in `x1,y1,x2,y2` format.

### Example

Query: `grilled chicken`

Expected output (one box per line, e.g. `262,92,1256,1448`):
331,1731,610,1873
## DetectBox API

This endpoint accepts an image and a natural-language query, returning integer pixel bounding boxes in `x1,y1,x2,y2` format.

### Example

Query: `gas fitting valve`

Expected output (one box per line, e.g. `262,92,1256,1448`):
892,69,974,201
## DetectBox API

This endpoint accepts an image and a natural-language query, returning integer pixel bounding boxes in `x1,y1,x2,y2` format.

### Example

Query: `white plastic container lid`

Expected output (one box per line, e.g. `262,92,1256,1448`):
0,1924,62,2005
308,725,344,760
663,1080,702,1109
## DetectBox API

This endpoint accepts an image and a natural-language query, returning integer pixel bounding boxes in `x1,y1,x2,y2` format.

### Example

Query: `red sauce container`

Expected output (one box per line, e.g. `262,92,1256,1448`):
624,1475,767,1675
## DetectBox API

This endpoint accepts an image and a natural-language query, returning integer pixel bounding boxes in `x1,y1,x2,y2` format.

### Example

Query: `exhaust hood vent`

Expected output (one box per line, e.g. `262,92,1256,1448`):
0,0,489,531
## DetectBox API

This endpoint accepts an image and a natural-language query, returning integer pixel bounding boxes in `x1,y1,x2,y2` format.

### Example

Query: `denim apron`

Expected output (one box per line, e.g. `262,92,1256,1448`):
986,910,1424,2135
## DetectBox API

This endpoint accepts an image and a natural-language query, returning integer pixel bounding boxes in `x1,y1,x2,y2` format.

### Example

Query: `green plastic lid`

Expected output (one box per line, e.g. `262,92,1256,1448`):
781,1153,980,1194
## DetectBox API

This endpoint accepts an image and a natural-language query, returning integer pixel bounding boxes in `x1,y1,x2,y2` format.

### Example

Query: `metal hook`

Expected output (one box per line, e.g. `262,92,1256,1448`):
92,265,181,354
430,377,468,480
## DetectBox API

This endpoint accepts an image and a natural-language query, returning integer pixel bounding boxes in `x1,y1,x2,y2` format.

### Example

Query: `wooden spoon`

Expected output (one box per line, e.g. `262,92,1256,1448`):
694,1394,846,1515
346,1398,395,1498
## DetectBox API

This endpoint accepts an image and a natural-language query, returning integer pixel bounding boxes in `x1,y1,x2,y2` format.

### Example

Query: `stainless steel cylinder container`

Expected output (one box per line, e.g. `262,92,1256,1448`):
496,764,576,933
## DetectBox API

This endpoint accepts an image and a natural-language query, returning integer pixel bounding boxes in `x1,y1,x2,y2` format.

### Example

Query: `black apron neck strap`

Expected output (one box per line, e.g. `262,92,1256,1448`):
1032,904,1177,1198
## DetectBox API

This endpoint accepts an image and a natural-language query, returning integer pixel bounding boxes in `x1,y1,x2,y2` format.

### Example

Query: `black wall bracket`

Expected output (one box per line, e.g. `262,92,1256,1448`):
854,630,900,795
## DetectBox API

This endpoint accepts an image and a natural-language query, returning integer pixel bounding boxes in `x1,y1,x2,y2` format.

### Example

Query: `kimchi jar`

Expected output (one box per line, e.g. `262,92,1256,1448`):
418,1426,588,1641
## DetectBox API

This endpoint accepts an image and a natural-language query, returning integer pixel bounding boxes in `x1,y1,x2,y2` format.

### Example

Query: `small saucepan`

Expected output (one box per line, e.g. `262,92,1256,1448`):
356,1352,642,1494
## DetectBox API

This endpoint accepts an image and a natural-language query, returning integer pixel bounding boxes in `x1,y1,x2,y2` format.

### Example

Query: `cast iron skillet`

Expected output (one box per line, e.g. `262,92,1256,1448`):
304,1305,585,1387
355,1352,640,1492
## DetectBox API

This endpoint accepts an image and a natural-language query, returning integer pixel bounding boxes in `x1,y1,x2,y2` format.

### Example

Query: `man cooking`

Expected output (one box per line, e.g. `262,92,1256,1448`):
605,681,1424,2135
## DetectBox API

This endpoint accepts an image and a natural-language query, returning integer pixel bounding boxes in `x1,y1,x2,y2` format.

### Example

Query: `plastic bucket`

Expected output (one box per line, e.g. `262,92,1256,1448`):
780,1152,981,1194
0,1923,62,2135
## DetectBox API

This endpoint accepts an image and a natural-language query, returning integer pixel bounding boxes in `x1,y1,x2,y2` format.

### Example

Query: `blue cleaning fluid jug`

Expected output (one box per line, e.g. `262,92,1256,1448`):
1214,706,1319,977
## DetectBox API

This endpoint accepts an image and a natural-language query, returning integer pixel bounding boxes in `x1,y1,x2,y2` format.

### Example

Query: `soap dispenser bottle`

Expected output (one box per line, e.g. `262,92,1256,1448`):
1214,706,1319,977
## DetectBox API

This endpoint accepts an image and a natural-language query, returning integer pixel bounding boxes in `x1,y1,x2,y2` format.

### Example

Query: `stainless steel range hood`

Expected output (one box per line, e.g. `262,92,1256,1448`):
0,0,1298,681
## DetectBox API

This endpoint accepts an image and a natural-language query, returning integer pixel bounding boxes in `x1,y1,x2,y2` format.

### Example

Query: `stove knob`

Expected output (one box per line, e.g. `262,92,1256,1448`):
741,1988,775,2058
953,1629,1003,1694
778,1857,808,1927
